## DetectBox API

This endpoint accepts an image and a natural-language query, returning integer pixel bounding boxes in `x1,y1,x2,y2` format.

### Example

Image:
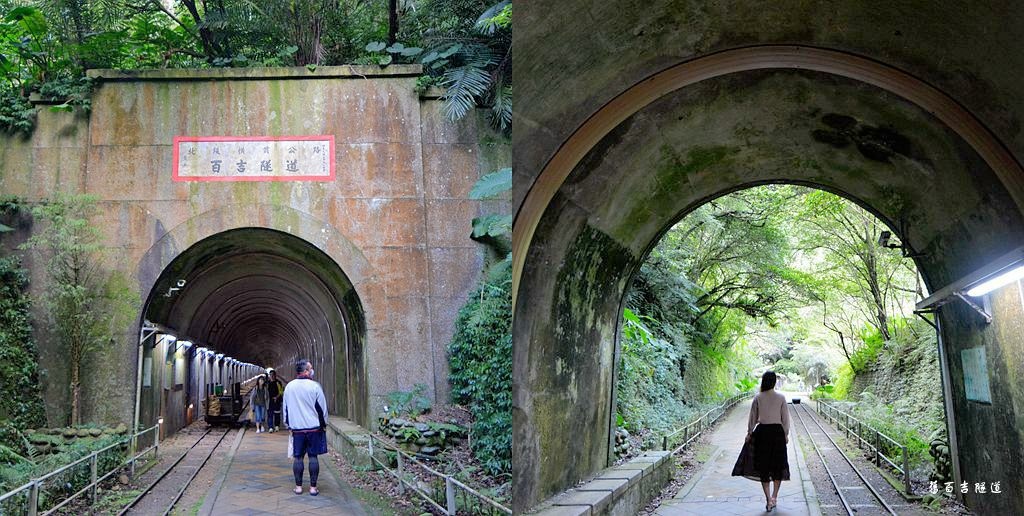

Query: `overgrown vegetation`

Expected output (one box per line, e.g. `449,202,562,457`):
1,0,511,134
447,263,511,476
0,199,48,458
618,185,943,468
20,193,136,426
445,163,511,477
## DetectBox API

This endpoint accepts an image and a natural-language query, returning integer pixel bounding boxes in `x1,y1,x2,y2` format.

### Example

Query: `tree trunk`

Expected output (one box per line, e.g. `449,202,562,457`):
388,0,399,45
71,365,81,426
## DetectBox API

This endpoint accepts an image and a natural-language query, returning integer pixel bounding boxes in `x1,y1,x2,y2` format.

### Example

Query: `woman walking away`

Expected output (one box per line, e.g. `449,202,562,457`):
251,375,269,433
731,371,791,512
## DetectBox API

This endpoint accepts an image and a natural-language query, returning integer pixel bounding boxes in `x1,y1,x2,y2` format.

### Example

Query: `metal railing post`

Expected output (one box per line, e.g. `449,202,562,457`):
129,431,137,479
28,481,38,516
155,422,161,457
662,435,668,452
902,445,911,494
90,452,98,503
397,452,405,494
874,431,881,466
445,476,457,515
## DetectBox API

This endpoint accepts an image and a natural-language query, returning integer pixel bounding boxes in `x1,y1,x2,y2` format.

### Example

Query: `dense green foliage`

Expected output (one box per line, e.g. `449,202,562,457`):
0,431,126,509
0,200,48,457
618,185,940,456
814,318,944,472
383,383,432,417
1,0,511,133
447,263,511,476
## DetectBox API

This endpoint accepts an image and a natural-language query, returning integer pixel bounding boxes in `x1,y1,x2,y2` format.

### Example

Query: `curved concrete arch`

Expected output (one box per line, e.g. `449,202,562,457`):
512,44,1024,303
137,202,374,311
136,220,372,429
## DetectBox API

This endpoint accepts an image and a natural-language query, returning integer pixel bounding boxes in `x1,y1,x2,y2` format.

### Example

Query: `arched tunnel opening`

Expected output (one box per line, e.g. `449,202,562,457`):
512,55,1024,512
613,181,946,481
135,227,366,438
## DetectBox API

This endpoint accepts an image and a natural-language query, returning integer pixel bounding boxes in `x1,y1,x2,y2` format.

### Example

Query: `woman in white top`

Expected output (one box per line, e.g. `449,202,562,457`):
731,371,791,512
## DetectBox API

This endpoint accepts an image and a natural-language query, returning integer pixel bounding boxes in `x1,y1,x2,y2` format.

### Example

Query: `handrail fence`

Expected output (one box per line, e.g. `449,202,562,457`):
0,423,161,516
662,391,754,453
366,433,510,515
815,399,912,494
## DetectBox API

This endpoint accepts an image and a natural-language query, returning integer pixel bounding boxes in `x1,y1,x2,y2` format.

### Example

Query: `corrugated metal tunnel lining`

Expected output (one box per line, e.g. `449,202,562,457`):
141,227,366,426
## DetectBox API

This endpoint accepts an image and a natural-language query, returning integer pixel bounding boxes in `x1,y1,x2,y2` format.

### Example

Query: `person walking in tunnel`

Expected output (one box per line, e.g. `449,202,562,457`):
283,359,328,496
266,368,285,432
732,371,790,512
250,375,269,433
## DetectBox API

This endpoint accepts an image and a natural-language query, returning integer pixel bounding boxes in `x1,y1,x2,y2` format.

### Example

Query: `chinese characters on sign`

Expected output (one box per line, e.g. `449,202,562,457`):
173,136,335,181
929,480,1002,495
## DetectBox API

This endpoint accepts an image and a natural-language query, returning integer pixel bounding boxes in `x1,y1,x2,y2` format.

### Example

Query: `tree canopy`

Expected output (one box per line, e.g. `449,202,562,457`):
1,0,511,133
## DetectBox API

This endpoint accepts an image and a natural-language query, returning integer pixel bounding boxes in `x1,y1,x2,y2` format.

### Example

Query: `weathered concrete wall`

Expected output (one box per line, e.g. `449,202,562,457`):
0,66,506,430
941,280,1024,513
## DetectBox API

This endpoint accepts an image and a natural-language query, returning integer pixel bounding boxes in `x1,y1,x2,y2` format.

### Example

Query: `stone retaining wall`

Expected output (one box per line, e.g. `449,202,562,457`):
529,451,673,515
326,417,373,471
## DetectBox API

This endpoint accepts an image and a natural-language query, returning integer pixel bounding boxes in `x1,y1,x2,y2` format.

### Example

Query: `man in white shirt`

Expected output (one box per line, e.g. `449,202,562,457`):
283,359,328,496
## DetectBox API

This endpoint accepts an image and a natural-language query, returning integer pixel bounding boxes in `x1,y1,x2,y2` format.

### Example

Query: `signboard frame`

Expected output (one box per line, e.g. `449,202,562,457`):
172,135,336,182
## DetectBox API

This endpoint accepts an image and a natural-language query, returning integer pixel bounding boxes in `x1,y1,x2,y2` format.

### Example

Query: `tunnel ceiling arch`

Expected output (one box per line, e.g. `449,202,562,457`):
512,66,1024,509
143,227,366,418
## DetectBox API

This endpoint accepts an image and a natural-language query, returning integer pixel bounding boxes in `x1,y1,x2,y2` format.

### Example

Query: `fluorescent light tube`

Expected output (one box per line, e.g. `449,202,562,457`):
966,265,1024,297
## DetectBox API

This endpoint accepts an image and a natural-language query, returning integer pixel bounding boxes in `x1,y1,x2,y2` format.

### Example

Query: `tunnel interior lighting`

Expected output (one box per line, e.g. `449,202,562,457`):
965,265,1024,297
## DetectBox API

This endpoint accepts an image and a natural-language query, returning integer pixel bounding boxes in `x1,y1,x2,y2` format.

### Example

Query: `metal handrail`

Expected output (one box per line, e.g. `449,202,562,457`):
815,400,912,494
366,433,511,515
662,391,753,453
0,423,161,515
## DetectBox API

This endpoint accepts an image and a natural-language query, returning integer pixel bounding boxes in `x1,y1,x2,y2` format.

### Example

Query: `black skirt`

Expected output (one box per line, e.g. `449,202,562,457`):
731,423,790,482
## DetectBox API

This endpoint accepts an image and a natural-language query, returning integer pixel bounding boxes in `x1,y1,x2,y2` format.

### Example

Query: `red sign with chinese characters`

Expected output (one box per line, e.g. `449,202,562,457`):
172,136,335,182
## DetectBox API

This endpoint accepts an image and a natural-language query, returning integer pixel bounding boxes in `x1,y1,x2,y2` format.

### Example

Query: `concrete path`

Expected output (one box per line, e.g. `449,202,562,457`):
656,397,820,516
204,429,369,515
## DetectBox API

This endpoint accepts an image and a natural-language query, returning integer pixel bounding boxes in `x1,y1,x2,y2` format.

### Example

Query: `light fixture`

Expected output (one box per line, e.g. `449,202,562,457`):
157,417,164,425
966,265,1024,297
917,245,1024,324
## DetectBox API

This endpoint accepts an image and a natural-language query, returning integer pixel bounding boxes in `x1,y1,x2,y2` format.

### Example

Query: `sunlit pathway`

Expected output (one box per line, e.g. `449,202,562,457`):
656,396,820,516
203,429,369,515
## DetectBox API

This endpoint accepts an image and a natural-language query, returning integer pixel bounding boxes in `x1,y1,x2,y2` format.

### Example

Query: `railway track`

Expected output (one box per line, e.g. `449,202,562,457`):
118,427,237,516
793,402,897,516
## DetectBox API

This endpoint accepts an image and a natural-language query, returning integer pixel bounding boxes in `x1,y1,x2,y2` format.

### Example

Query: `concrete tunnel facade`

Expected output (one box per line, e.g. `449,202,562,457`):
512,3,1024,514
0,65,509,439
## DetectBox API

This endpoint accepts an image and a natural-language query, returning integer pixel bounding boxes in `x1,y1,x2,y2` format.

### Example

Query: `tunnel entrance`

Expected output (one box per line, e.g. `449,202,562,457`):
136,228,366,437
512,47,1024,512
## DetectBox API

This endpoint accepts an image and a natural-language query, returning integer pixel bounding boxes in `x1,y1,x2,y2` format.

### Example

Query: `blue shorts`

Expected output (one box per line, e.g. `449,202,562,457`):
292,430,327,458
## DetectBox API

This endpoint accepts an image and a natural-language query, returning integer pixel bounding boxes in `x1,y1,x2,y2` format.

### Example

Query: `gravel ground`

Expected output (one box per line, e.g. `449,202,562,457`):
794,404,971,516
332,405,510,515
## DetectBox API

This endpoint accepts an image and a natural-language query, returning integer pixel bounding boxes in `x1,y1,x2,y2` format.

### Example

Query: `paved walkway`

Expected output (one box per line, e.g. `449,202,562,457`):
656,396,820,516
204,429,369,515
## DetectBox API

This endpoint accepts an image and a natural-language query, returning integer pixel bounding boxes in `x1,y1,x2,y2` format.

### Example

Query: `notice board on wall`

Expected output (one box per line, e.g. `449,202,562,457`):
961,346,992,403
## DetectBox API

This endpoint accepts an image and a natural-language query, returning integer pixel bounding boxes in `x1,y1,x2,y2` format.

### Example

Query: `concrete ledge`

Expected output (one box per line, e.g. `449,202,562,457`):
326,416,375,471
529,451,674,515
86,64,423,81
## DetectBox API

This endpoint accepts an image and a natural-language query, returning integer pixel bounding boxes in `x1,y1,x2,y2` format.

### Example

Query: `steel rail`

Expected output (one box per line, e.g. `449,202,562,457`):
117,428,229,516
798,405,897,513
793,401,856,515
161,428,234,516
